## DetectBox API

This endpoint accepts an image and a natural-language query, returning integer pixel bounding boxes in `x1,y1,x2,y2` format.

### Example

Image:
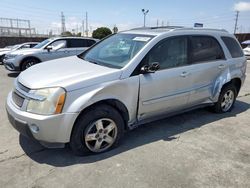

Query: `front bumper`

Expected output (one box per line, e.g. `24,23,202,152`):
6,92,79,145
3,59,20,71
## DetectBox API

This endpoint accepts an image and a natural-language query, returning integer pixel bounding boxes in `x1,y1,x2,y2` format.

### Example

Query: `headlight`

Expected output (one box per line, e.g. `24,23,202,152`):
5,54,19,59
26,87,66,115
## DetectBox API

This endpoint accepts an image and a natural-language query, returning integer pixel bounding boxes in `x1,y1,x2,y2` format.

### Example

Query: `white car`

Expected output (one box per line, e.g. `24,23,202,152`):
243,45,250,59
0,43,38,64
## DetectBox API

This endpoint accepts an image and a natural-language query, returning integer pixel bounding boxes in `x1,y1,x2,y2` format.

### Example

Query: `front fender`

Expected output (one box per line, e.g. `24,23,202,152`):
64,76,140,124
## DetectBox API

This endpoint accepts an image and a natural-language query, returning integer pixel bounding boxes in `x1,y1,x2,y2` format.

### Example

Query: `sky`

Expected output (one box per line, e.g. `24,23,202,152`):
0,0,250,35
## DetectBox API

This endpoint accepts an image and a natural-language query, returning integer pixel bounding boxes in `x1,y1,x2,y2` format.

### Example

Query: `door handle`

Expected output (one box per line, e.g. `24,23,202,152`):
180,71,189,77
218,64,226,69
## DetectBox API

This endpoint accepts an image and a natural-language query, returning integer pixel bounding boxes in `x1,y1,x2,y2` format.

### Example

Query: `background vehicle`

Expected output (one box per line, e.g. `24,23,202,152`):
6,27,247,156
243,45,250,59
0,42,38,64
3,37,99,71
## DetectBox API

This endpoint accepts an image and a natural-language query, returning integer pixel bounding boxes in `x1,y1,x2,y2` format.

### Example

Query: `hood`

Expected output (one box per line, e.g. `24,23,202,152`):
18,56,122,91
0,49,10,55
9,48,41,55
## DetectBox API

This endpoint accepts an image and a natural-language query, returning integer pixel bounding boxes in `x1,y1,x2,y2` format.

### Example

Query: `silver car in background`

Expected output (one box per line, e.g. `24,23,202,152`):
6,27,247,156
3,37,99,71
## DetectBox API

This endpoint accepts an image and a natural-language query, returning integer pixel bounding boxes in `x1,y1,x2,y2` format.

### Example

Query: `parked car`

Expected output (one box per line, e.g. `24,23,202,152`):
3,37,99,71
6,27,247,155
243,45,250,59
0,43,38,64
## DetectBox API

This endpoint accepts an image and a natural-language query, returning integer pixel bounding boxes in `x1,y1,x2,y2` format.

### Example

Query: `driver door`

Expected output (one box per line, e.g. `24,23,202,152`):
138,36,193,120
42,39,67,61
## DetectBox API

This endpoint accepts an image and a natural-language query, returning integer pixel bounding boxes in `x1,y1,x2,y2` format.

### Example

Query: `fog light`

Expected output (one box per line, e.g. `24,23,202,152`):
29,124,39,133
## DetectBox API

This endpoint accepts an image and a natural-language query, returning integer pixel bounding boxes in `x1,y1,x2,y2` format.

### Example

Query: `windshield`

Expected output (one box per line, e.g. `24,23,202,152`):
80,33,153,68
11,44,21,50
33,39,52,49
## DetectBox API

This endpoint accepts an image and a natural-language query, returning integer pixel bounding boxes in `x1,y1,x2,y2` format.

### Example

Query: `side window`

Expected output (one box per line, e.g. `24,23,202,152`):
20,44,30,49
190,36,224,63
87,40,96,47
30,44,37,48
147,36,188,70
50,40,66,50
221,36,244,58
68,39,87,48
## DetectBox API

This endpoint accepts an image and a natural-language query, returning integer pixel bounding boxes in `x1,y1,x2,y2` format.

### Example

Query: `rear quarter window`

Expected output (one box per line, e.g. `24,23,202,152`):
221,36,244,58
87,40,96,47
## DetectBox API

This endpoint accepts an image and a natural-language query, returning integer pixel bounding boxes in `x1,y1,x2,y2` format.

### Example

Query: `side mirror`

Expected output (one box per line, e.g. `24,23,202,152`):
140,62,160,74
46,45,53,52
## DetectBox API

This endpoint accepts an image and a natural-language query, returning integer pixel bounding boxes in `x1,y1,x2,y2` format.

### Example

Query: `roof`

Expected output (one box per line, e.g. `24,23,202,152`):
52,36,99,41
121,26,229,36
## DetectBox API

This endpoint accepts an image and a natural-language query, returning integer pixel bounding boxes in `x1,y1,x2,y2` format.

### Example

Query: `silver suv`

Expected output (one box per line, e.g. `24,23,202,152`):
3,37,99,71
6,27,247,155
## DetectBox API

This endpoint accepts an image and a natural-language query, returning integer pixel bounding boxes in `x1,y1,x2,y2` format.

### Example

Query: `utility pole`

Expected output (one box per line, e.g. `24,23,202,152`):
156,19,159,27
234,11,239,34
82,20,84,37
161,21,164,27
61,12,66,34
85,12,88,37
141,9,149,27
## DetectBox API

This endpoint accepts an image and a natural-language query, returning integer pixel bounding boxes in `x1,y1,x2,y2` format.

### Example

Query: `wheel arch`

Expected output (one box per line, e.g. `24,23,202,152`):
20,56,41,70
70,99,130,141
222,77,242,96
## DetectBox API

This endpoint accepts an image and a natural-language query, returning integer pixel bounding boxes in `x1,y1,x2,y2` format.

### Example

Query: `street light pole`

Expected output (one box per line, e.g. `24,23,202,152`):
141,9,149,27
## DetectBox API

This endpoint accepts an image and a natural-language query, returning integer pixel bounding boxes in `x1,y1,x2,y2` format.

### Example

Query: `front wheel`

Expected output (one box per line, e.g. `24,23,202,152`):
21,58,40,71
70,104,124,156
212,84,237,113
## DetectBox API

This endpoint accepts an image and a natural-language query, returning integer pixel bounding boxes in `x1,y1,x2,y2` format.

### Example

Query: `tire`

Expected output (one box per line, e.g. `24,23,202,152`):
212,84,237,113
21,58,40,71
70,104,125,156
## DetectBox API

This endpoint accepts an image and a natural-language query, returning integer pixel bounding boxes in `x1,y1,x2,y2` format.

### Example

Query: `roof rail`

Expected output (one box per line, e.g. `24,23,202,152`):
130,26,185,30
130,26,228,33
172,27,228,33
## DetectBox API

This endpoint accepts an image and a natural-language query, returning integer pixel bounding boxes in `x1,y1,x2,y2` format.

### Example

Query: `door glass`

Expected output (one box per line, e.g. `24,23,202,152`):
50,40,66,50
191,36,224,63
148,37,188,70
68,39,87,48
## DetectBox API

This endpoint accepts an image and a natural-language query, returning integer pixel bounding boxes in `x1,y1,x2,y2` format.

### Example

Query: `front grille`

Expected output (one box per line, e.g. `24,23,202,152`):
12,91,25,107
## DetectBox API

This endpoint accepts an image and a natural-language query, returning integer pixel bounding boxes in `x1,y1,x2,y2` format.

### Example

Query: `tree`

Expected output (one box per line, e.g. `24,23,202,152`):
61,31,73,36
113,25,118,33
92,27,112,39
76,32,82,37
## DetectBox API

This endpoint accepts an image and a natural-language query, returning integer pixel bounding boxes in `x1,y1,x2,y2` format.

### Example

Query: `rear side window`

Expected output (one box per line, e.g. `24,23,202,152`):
68,39,87,48
221,37,243,58
190,36,225,63
30,43,37,48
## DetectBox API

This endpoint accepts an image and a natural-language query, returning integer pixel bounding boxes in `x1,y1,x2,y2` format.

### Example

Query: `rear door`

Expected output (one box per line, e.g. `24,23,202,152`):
68,39,90,55
186,35,227,106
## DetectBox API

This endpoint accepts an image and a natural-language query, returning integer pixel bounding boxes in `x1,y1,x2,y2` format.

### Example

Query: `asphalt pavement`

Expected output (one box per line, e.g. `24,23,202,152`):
0,62,249,188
